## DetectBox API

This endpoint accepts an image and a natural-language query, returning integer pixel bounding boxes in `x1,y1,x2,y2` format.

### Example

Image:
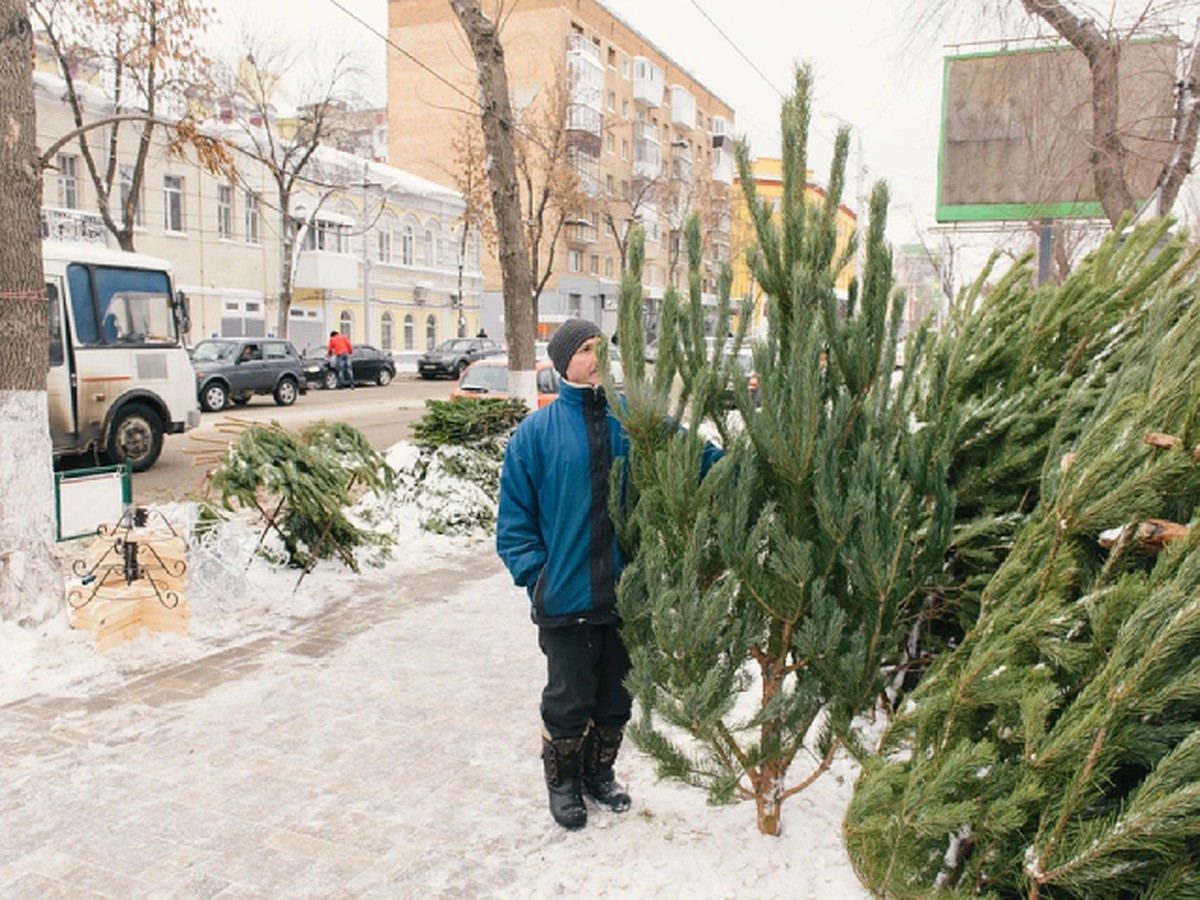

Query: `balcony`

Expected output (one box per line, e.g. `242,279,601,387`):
633,138,662,180
711,115,732,151
566,33,604,108
669,85,695,130
566,220,598,246
568,148,602,197
294,250,358,291
670,141,693,182
41,207,107,245
632,56,664,108
565,104,603,156
712,146,733,184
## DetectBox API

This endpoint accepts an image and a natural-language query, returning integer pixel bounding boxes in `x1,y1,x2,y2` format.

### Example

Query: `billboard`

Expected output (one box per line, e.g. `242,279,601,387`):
937,39,1178,222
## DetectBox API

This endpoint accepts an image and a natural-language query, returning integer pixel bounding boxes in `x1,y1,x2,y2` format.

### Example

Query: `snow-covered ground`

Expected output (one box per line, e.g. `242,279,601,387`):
0,441,869,897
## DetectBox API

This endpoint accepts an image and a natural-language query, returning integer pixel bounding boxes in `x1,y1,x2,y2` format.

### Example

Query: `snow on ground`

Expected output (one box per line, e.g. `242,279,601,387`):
0,440,869,897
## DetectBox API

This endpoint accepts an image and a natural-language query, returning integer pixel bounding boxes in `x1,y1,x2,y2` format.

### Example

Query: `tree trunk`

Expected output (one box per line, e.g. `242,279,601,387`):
0,0,65,624
448,0,537,406
1021,0,1135,226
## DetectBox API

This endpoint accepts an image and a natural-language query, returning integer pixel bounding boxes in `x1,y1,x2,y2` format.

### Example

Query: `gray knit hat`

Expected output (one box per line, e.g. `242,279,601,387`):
547,318,601,378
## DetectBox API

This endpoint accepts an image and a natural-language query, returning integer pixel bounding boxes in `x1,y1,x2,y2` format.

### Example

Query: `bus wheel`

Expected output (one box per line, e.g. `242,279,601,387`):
104,404,163,473
200,382,227,412
274,377,298,406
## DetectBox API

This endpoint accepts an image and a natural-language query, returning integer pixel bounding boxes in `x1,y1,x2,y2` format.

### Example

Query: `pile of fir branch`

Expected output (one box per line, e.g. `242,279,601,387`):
200,419,394,570
845,225,1200,898
411,397,527,448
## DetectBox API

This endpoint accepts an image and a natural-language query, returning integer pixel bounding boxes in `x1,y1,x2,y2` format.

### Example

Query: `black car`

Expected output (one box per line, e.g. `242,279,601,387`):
303,344,397,389
417,337,505,379
190,337,308,411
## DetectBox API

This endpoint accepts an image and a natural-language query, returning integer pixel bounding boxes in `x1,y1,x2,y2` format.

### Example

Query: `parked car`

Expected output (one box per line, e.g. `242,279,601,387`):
302,344,396,390
417,337,505,379
451,357,560,408
190,337,307,412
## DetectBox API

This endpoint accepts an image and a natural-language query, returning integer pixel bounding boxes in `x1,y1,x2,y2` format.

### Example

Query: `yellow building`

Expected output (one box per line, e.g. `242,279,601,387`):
731,158,857,336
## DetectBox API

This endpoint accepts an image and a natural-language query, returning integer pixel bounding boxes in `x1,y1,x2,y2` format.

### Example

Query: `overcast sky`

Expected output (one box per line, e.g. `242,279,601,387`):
210,0,970,246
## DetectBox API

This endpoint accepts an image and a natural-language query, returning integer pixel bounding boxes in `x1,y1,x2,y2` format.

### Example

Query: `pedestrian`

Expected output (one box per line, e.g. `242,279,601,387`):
496,319,720,830
327,330,354,389
476,327,488,338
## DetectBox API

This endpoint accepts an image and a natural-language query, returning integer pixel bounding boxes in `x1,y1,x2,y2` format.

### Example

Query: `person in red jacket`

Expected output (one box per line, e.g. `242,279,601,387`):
327,330,354,389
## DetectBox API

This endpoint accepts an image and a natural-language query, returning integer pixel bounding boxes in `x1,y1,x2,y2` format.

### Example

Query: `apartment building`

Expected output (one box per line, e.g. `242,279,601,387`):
35,46,482,359
386,0,737,338
730,157,858,337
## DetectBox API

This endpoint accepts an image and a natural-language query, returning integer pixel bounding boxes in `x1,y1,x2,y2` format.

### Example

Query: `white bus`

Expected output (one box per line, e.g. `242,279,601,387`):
44,241,200,472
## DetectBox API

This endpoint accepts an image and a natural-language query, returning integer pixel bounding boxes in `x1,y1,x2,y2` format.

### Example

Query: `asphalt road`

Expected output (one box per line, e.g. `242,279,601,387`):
131,371,457,506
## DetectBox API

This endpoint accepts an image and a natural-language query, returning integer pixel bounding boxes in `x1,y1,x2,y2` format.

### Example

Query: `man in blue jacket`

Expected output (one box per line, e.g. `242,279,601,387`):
496,318,632,830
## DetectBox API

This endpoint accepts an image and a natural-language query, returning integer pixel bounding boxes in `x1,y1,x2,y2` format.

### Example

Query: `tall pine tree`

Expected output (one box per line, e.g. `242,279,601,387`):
611,65,953,835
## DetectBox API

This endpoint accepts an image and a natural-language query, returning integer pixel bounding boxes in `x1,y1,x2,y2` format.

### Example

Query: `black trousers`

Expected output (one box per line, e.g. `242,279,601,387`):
538,622,632,740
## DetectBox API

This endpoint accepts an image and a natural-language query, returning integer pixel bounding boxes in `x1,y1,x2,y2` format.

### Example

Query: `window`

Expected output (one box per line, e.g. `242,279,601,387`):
245,191,260,243
425,314,437,350
606,133,614,154
589,254,599,275
163,175,184,232
621,59,630,79
66,264,175,347
381,312,394,352
604,257,614,277
57,154,78,209
404,313,415,350
621,139,629,160
568,250,583,272
118,165,142,227
339,310,353,341
424,229,435,266
377,226,392,262
607,46,616,67
621,180,629,200
606,174,614,195
401,226,415,265
607,90,615,110
217,184,233,239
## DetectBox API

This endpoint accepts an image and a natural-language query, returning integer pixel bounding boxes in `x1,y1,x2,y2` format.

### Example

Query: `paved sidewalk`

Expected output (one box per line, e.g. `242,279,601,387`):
0,553,549,899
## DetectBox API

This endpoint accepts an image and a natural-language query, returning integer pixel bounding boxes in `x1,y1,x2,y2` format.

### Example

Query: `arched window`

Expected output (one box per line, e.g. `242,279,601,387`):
381,312,394,352
424,229,435,266
425,314,436,350
339,310,353,341
401,226,415,265
404,314,415,350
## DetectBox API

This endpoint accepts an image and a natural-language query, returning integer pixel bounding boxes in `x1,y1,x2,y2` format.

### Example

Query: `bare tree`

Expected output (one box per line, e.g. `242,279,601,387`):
448,0,536,399
0,0,63,623
515,70,587,322
30,0,225,252
215,36,363,338
450,117,496,338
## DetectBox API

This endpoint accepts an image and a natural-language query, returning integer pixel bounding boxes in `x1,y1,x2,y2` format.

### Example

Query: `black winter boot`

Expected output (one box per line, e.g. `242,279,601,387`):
542,735,587,830
583,724,631,812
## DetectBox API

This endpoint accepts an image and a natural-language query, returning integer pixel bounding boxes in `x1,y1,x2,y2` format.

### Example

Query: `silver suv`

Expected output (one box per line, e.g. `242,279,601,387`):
190,338,308,411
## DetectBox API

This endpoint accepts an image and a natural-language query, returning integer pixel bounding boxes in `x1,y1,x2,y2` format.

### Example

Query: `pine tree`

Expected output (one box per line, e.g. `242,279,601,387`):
611,65,954,836
844,224,1200,897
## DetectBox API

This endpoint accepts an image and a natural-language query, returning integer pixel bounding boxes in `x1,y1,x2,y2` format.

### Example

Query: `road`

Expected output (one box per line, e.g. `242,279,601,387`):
132,372,456,506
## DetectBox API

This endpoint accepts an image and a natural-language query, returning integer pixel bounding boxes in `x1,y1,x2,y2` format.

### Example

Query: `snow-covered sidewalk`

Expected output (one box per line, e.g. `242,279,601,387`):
1,532,867,897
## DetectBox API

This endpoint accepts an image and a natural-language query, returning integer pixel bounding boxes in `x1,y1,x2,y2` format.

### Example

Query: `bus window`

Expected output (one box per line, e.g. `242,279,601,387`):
47,283,64,367
67,265,99,345
93,267,175,345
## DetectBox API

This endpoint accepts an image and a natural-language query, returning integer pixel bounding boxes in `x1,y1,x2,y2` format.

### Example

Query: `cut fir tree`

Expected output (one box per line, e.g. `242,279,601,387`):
610,64,954,836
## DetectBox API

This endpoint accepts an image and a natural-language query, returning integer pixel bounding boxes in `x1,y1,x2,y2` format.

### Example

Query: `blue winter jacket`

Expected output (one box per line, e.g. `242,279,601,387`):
496,381,630,627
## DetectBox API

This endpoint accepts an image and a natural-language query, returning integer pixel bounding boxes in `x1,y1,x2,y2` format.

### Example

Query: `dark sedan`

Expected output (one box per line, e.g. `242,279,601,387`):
303,344,397,389
416,337,505,379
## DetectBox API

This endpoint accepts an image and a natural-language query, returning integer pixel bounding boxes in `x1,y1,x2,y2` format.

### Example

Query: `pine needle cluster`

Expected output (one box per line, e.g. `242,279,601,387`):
844,225,1200,897
411,397,527,448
